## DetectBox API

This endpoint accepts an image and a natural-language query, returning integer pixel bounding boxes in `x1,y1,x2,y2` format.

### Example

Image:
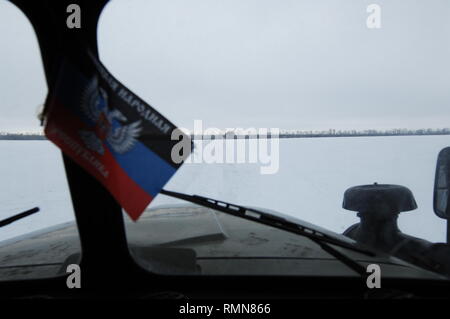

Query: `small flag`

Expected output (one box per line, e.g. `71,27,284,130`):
44,52,191,221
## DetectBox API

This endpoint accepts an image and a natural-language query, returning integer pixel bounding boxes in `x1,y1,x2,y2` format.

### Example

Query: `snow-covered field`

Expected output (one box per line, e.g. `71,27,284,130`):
1,135,450,244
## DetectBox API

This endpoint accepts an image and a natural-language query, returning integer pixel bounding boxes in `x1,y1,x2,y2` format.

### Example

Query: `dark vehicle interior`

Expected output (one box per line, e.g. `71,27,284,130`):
1,0,450,300
343,183,450,275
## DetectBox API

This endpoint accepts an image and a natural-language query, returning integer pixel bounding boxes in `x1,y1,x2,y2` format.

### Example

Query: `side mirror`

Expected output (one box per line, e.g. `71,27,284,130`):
434,147,450,220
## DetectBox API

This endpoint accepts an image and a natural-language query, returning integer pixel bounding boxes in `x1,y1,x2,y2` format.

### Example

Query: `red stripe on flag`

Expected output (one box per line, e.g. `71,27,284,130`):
45,101,152,220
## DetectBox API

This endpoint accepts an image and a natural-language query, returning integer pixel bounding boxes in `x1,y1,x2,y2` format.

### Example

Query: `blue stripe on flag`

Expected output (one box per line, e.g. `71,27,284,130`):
107,141,176,197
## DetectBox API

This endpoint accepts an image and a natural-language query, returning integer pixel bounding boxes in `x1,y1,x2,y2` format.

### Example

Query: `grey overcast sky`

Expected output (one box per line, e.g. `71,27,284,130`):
2,0,450,132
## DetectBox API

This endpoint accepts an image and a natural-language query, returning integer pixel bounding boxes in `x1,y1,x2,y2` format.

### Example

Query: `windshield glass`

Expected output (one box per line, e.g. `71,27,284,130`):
0,0,81,281
29,0,444,278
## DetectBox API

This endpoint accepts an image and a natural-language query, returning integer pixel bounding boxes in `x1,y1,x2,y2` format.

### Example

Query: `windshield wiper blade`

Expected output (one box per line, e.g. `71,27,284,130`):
0,207,40,228
160,189,372,277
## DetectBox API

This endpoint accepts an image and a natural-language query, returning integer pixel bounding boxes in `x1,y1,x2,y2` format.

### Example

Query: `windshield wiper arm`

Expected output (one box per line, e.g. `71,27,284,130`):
0,207,40,228
160,189,371,277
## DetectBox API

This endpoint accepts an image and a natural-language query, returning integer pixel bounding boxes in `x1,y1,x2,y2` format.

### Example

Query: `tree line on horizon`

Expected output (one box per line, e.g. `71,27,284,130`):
1,127,450,140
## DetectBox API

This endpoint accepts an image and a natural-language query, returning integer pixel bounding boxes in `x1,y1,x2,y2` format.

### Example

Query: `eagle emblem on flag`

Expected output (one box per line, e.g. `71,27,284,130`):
79,76,142,155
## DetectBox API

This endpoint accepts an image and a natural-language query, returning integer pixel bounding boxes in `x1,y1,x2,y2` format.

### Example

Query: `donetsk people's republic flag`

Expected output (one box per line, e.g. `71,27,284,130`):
44,52,191,221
